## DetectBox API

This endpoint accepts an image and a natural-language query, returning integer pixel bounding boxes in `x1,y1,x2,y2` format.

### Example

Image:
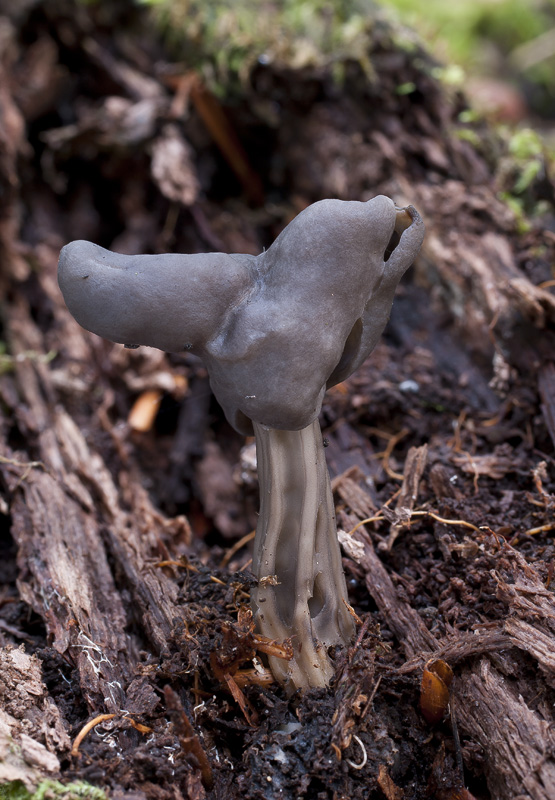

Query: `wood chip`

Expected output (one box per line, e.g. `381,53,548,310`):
127,389,163,432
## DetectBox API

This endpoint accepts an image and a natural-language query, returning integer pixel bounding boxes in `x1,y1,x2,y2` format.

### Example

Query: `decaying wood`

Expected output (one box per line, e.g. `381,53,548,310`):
5,303,184,713
397,628,514,675
383,443,428,551
503,618,555,687
331,466,379,520
164,686,213,791
341,519,438,657
0,645,70,787
494,547,555,687
456,659,555,800
341,512,555,800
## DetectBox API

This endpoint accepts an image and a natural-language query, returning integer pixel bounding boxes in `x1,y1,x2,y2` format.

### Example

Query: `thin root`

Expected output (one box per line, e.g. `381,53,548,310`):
345,510,481,538
71,714,116,757
525,522,555,536
220,530,256,567
381,428,409,480
345,515,385,536
71,713,153,756
345,734,367,770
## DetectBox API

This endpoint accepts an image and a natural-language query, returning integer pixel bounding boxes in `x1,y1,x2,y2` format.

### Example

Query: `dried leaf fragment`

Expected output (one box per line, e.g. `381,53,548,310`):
209,606,292,725
378,764,405,799
452,444,515,480
164,685,213,789
151,124,199,206
420,659,454,725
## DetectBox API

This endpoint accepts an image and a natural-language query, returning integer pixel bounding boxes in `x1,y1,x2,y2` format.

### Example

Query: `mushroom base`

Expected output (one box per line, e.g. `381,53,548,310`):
251,419,355,692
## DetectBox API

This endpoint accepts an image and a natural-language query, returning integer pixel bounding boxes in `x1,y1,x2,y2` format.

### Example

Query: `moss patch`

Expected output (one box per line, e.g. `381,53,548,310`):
0,782,108,800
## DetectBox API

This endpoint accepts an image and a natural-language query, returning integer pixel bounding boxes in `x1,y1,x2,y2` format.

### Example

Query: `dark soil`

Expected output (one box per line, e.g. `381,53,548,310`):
1,2,555,799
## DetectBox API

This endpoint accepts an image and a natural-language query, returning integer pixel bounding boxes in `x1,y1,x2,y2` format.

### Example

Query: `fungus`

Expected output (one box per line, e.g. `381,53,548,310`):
58,195,424,692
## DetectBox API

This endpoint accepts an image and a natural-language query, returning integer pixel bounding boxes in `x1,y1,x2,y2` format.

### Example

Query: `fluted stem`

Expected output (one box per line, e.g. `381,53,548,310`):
251,419,355,692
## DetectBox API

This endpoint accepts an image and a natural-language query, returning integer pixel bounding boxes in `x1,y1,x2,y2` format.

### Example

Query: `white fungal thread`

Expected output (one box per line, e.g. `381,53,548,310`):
74,632,114,676
59,669,72,686
345,734,367,770
72,632,125,708
94,718,119,751
40,586,64,611
105,680,124,707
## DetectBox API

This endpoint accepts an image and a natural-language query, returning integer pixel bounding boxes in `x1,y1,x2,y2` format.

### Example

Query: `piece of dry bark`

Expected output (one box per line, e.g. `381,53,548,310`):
343,519,438,657
0,645,70,751
3,303,184,712
151,124,200,207
0,645,70,788
456,658,555,800
383,443,428,551
0,731,57,791
332,465,380,520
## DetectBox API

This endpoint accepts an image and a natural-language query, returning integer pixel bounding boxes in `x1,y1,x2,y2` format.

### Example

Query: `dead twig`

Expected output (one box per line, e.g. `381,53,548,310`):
384,444,428,551
164,685,214,790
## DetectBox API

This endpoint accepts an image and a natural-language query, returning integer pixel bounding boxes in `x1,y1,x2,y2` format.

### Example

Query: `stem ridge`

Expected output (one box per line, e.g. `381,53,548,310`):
251,419,355,691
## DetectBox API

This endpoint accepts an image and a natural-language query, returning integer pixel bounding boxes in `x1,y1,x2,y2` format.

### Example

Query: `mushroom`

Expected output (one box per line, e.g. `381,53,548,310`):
58,195,424,692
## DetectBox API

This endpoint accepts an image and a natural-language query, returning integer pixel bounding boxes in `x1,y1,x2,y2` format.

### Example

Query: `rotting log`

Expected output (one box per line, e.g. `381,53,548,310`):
340,508,555,800
4,302,187,713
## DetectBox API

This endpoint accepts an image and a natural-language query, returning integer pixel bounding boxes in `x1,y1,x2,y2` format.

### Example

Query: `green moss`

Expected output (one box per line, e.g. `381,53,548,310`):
0,781,29,800
503,127,548,193
497,192,531,233
0,781,108,800
0,349,56,376
453,127,481,148
395,81,416,95
381,0,555,116
513,159,542,194
431,64,465,88
507,127,543,161
458,109,483,125
379,0,555,67
136,0,382,90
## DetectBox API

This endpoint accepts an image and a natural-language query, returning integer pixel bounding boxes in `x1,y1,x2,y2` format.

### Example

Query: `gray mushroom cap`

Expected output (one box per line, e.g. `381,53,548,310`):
58,195,424,435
